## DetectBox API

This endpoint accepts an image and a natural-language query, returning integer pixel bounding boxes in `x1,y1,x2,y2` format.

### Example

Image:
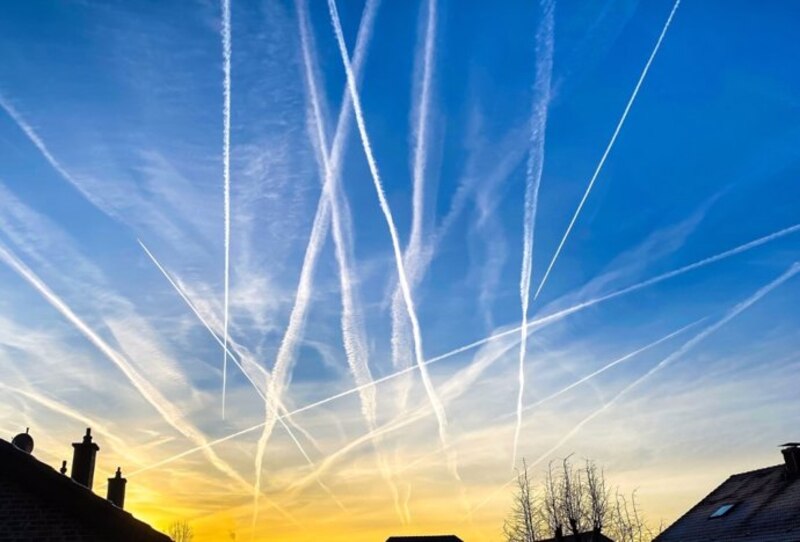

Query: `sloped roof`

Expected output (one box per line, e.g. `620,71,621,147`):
0,438,171,542
655,464,800,542
386,536,464,542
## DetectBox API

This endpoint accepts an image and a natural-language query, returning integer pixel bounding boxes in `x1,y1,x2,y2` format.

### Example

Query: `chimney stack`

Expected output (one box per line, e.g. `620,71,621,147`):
71,428,99,489
781,443,800,477
107,467,127,509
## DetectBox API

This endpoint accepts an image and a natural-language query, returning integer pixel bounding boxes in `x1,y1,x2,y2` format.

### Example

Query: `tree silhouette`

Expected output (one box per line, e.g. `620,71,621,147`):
166,520,194,542
504,455,661,542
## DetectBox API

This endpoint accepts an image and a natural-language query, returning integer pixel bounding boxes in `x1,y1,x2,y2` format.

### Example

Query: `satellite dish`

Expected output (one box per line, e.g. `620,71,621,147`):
11,428,34,454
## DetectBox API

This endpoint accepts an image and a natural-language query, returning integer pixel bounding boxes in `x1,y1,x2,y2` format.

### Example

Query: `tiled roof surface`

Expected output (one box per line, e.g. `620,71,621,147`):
655,464,800,542
0,439,171,542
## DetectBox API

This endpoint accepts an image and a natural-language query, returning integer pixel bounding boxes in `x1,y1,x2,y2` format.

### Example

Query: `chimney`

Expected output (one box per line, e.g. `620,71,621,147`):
781,443,800,477
71,428,100,489
107,467,127,509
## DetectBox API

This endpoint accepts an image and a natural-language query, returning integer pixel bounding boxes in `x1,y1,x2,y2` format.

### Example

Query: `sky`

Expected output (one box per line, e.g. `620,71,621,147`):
0,0,799,540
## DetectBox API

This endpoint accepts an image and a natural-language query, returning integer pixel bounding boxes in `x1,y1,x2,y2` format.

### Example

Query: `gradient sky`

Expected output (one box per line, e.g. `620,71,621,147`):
1,1,799,540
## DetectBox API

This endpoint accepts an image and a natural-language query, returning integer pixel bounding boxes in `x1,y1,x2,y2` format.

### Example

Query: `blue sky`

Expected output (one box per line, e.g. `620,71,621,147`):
0,0,799,539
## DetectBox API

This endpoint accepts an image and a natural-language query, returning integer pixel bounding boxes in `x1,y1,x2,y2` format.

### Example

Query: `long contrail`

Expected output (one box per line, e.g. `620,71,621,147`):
0,94,103,210
252,0,381,523
0,241,297,517
294,0,396,519
514,0,555,470
138,240,348,516
291,315,699,494
138,240,320,460
297,0,376,431
128,222,800,476
326,0,454,476
534,0,682,300
473,261,800,515
220,0,232,420
395,317,702,476
519,318,703,416
391,0,438,418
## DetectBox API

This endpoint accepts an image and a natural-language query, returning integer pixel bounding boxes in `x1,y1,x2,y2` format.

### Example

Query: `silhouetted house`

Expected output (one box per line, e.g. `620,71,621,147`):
0,428,171,542
655,443,800,542
539,533,614,542
386,536,464,542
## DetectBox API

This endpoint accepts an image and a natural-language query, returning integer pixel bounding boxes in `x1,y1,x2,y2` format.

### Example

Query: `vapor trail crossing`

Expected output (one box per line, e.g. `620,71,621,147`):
127,223,799,477
251,0,381,524
326,0,455,477
473,261,800,515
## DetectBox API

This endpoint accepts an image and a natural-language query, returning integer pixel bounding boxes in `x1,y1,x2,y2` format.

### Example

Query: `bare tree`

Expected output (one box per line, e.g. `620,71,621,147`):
166,520,194,542
506,455,660,542
504,459,541,542
608,490,662,542
561,455,587,538
584,459,611,541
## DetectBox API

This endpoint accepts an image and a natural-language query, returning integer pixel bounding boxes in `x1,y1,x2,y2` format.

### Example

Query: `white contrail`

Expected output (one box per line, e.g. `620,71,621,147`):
0,95,100,208
295,0,399,519
327,0,454,475
129,223,800,474
473,262,800,515
251,0,380,523
220,0,232,420
139,241,347,515
391,0,438,415
138,240,322,459
287,337,521,495
0,241,285,512
297,0,376,431
0,383,129,453
519,318,703,416
534,0,682,300
514,0,555,470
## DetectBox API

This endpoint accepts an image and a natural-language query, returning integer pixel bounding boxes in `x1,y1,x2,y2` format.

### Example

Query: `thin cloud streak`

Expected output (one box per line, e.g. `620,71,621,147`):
474,261,800,515
326,0,455,477
534,0,682,300
0,94,107,214
390,0,439,415
295,0,395,519
220,0,232,420
515,0,555,470
252,0,381,524
0,241,280,514
127,222,800,476
137,239,320,463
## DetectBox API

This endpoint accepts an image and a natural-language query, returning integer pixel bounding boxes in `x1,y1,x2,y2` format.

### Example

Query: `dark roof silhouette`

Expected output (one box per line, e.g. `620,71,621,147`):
655,463,800,541
0,438,171,542
539,533,614,542
386,537,463,542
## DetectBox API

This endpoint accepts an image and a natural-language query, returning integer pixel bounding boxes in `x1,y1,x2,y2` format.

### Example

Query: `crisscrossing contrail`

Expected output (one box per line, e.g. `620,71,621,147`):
326,0,455,476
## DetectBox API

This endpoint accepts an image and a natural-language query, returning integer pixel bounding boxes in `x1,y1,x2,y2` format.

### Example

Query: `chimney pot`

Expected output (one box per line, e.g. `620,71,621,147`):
781,443,800,477
107,467,127,509
70,427,99,489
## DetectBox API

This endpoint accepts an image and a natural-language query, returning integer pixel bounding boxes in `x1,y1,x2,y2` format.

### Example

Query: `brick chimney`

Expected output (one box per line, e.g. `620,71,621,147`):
71,428,99,489
107,467,127,509
781,443,800,477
